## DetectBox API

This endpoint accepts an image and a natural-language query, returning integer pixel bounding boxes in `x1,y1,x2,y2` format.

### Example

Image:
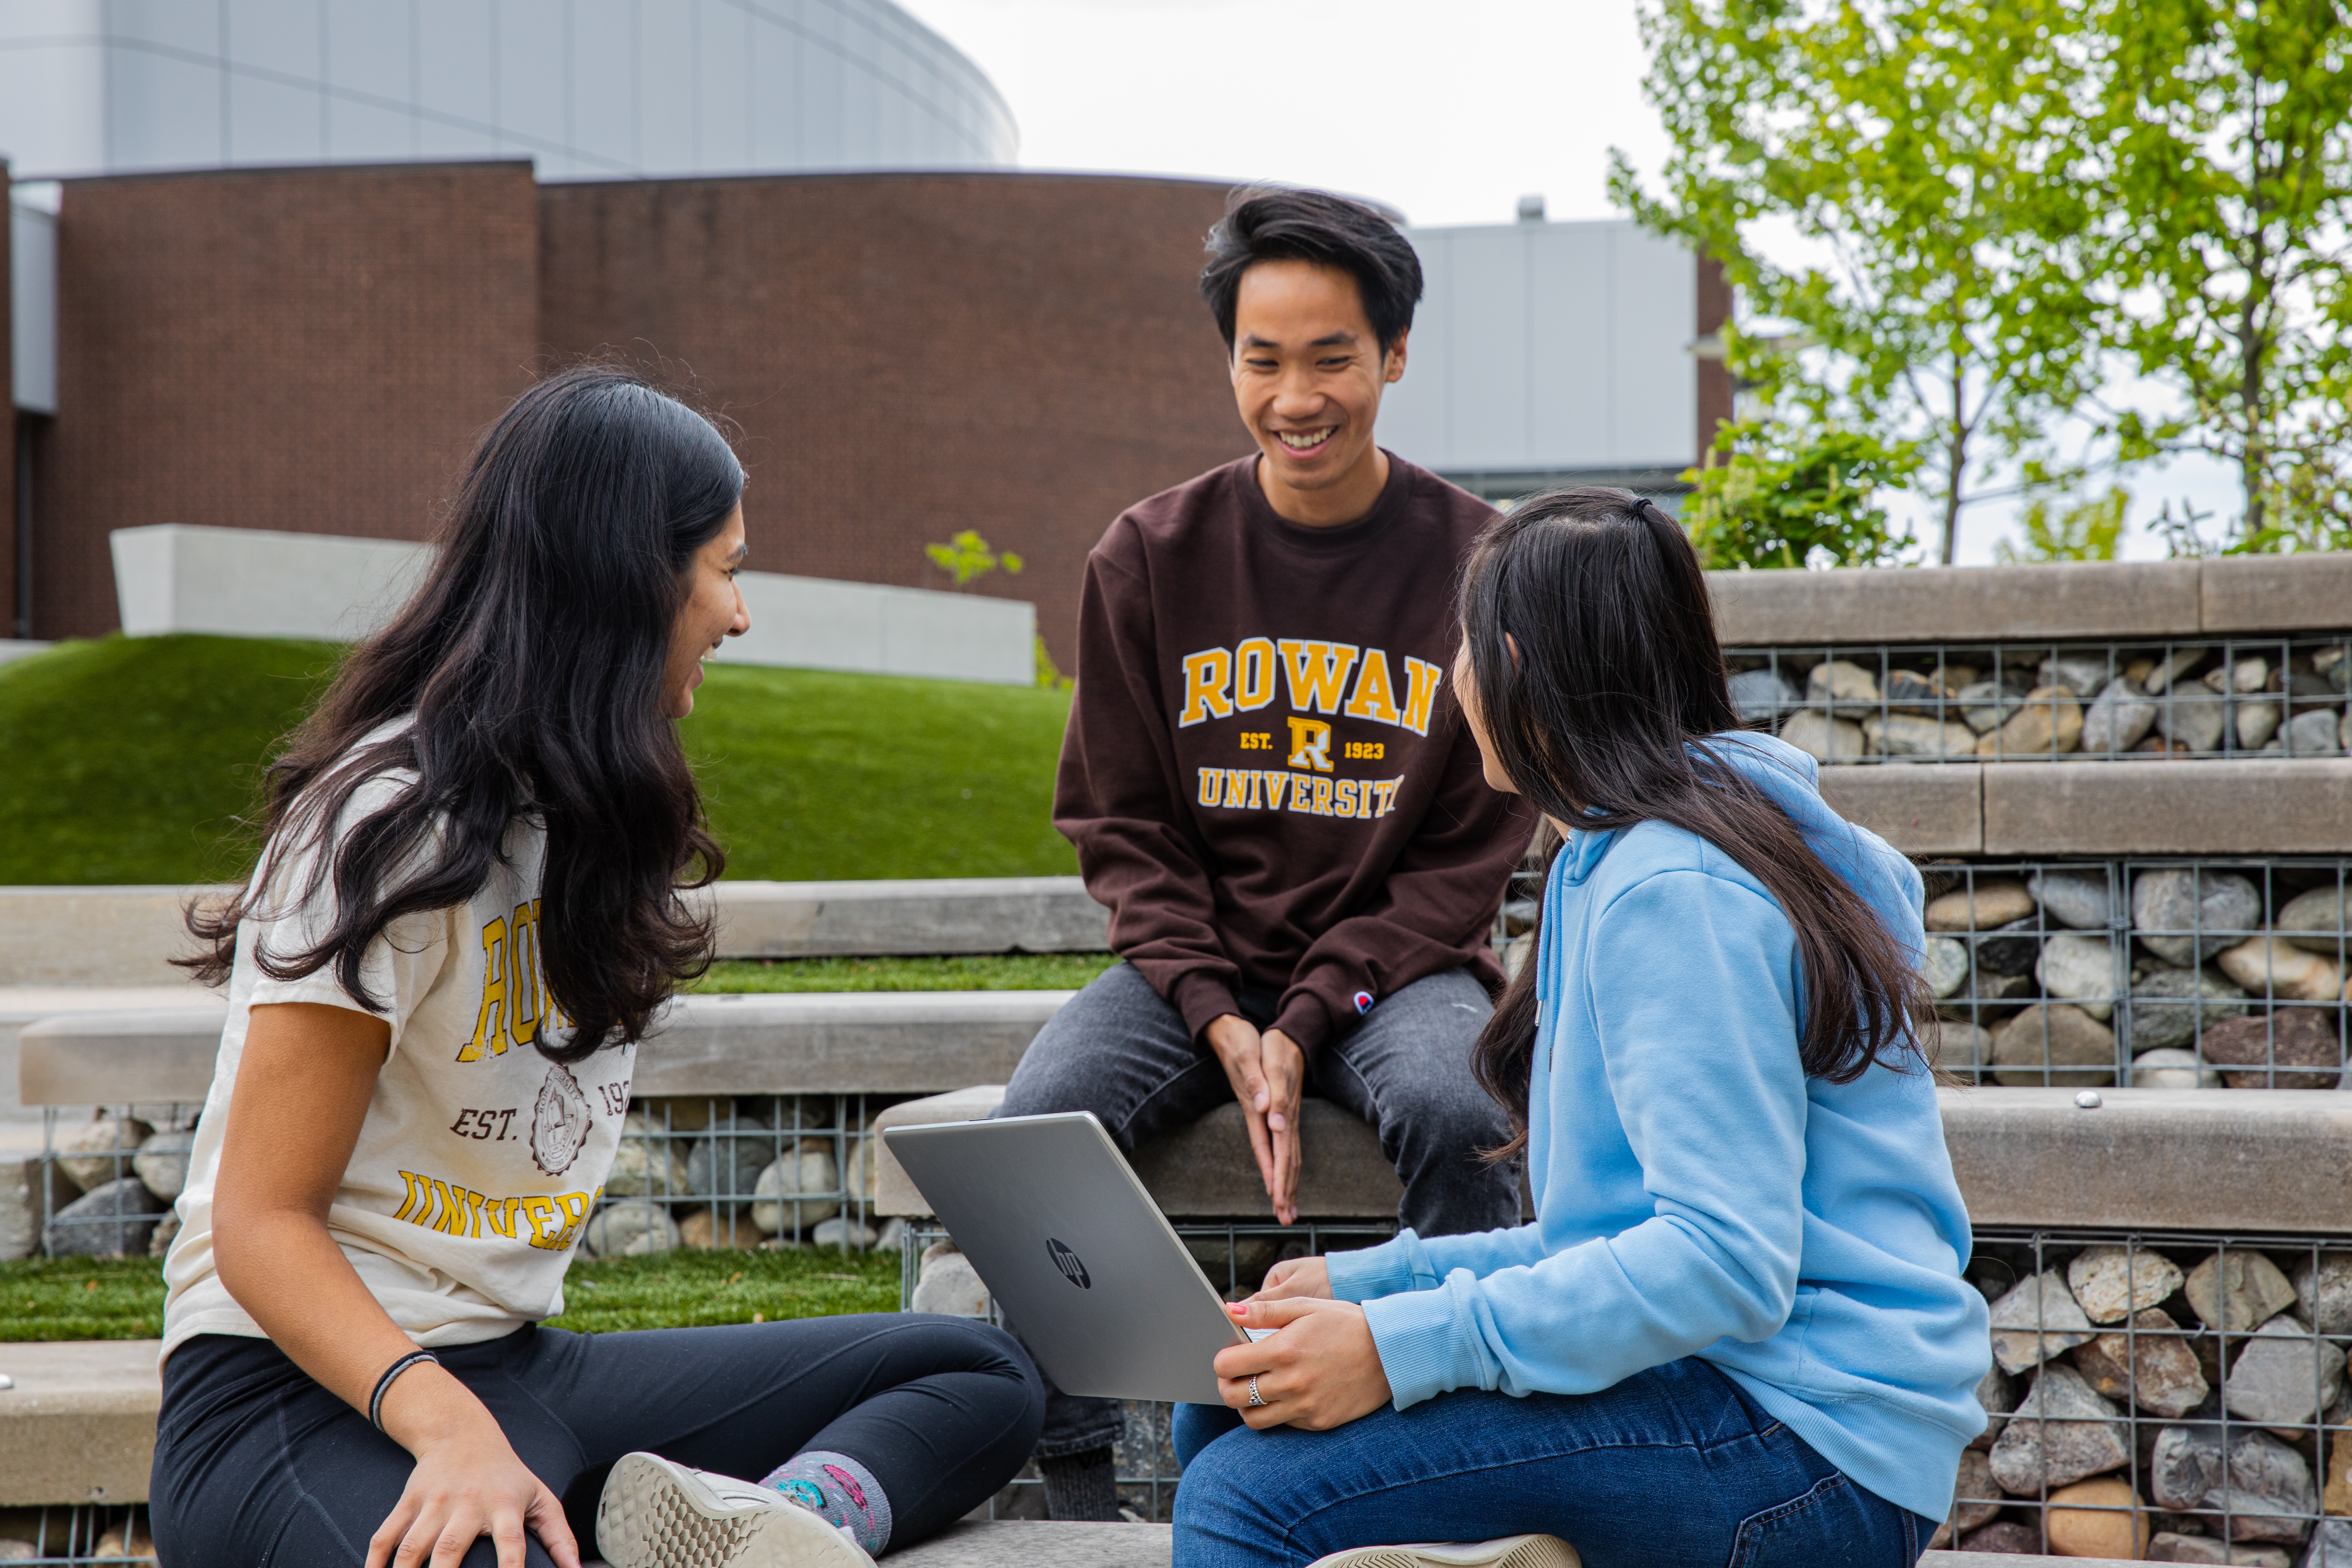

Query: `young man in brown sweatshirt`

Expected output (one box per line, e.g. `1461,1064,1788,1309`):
999,187,1536,1517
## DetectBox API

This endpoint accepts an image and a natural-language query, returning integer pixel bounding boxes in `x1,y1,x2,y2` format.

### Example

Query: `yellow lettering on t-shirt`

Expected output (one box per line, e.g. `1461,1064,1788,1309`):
393,1170,430,1223
1399,657,1442,736
483,1196,521,1240
520,1194,565,1249
1278,640,1360,715
1234,638,1277,712
506,902,540,1047
462,917,510,1062
1287,774,1316,812
1222,768,1251,807
1344,649,1402,726
1311,778,1335,815
1196,767,1221,807
1261,771,1291,811
1179,649,1234,727
1373,777,1403,815
1335,780,1359,816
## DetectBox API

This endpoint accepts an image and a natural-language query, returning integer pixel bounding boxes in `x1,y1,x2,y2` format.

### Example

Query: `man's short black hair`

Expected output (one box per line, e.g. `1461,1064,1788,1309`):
1200,186,1423,355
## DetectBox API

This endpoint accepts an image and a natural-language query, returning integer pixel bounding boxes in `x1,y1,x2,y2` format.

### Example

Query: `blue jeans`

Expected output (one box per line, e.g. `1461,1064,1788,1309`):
1170,1357,1932,1568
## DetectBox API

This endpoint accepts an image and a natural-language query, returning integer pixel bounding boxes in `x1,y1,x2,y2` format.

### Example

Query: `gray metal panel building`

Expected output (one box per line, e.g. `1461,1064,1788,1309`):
0,0,1015,180
1384,216,1703,503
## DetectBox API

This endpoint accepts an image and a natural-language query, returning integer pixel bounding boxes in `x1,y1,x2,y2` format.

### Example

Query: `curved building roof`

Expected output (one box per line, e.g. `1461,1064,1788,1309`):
0,0,1015,180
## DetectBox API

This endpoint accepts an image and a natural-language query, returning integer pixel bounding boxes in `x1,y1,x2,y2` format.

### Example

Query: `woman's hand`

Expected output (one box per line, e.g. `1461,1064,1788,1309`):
368,1365,579,1568
1211,1297,1391,1431
1253,1255,1333,1301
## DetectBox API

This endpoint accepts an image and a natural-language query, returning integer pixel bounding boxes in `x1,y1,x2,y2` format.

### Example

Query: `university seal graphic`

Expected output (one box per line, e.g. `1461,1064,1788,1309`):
530,1062,593,1176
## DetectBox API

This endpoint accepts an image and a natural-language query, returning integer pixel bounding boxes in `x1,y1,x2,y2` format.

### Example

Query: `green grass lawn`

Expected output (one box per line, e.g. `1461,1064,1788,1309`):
0,1248,902,1341
691,953,1115,993
0,636,1077,885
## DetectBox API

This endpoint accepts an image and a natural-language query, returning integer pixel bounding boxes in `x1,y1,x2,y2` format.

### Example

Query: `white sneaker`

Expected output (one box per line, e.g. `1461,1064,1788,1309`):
596,1451,877,1568
1307,1537,1582,1568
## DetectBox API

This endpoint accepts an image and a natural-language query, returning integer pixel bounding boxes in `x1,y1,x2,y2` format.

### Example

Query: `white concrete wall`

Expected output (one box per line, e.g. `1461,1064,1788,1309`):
1381,217,1698,478
0,0,1014,182
722,572,1034,686
108,524,1036,685
110,523,429,642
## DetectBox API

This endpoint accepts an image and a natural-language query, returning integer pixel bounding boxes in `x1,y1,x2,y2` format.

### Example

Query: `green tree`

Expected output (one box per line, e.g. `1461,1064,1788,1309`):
2080,0,2352,552
1992,486,2129,563
924,529,1025,589
1612,0,2109,564
1683,412,1918,571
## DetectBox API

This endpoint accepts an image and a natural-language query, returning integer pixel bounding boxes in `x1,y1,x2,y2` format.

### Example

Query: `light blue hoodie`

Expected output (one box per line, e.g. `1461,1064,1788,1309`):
1325,732,1990,1522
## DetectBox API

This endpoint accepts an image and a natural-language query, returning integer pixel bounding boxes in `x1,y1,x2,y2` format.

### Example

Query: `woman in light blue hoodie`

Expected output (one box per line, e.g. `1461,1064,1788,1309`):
1172,490,1990,1568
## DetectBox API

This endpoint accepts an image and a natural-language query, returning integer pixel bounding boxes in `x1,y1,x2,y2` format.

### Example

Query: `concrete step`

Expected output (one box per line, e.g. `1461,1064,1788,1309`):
0,877,1109,988
0,986,223,1132
1822,756,2352,855
16,991,1078,1106
877,1083,2352,1236
0,1339,159,1506
1710,551,2352,644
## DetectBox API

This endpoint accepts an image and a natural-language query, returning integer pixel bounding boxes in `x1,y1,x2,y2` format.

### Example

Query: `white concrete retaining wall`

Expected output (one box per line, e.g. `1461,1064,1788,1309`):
107,524,1036,685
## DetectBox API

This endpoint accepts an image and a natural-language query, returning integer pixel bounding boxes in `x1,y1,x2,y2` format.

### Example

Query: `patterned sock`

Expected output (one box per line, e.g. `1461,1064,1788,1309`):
759,1449,893,1556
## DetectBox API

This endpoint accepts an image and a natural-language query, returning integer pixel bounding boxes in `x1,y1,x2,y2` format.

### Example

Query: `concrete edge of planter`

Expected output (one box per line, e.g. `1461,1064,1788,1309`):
1709,555,2352,643
0,878,1111,988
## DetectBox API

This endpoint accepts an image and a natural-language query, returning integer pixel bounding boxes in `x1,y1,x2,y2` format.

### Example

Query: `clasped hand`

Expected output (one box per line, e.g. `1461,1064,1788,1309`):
1204,1013,1303,1224
1212,1256,1392,1431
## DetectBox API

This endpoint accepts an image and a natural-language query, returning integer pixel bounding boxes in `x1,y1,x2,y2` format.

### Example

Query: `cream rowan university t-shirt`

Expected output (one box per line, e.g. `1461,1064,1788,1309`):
162,757,634,1362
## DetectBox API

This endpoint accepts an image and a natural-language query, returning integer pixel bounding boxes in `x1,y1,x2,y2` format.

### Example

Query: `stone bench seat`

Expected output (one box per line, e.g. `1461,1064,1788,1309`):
15,991,1079,1105
0,877,1111,989
880,1083,2352,1234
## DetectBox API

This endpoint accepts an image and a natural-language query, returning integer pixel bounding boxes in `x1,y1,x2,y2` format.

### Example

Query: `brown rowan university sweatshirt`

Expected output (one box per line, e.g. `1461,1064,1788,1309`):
1055,451,1536,1058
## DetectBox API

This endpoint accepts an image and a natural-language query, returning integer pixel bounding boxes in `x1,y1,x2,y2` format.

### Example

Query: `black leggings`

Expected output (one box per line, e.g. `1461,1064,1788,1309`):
150,1315,1044,1566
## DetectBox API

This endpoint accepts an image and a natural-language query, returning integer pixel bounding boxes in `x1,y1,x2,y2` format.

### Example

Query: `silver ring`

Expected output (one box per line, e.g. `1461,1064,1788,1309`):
1247,1375,1268,1408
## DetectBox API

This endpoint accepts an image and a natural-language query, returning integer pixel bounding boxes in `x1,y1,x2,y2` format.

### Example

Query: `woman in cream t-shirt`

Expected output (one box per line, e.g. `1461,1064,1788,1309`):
149,369,1042,1568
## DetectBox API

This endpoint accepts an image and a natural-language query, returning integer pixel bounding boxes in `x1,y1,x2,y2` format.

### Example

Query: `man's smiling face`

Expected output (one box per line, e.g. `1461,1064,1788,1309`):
1229,258,1407,513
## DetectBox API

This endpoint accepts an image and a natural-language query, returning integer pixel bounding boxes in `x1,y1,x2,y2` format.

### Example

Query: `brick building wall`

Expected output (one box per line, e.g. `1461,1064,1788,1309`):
34,163,540,637
537,172,1249,669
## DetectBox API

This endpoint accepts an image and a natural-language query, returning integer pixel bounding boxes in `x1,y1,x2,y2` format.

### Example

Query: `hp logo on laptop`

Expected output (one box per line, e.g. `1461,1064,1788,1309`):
1046,1238,1091,1289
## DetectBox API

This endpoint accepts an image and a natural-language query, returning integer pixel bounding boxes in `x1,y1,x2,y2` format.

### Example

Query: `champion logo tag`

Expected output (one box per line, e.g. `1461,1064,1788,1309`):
1046,1237,1091,1289
1353,990,1376,1015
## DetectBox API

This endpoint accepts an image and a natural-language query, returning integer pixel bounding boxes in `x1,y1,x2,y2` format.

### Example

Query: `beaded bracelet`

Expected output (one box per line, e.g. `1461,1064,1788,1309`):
368,1350,440,1432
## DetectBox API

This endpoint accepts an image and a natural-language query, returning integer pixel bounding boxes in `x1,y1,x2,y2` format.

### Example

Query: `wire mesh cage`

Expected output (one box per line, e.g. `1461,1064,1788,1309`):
575,1093,913,1256
1496,852,2352,1092
1959,1227,2352,1560
32,1094,917,1261
899,1219,1397,1523
1727,637,2352,764
0,1504,155,1564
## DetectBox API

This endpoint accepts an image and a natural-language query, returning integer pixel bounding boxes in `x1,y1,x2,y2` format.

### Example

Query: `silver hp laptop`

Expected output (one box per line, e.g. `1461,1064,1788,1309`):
881,1112,1256,1405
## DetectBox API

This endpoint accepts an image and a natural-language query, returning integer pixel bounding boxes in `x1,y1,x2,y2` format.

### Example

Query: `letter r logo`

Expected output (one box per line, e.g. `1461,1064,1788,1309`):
1286,716,1333,773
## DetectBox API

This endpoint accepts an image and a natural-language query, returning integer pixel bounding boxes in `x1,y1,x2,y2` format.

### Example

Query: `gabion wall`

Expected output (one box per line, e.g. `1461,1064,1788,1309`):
1919,861,2348,1091
33,1095,908,1261
1728,637,2352,763
1960,1229,2352,1562
0,1503,153,1564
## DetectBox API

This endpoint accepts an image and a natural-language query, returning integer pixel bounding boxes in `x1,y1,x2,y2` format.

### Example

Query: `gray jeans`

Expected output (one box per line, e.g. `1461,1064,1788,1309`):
993,960,1519,1457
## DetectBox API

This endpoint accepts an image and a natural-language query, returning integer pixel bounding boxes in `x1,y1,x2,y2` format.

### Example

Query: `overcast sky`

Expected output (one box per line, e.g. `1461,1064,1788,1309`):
897,0,2233,563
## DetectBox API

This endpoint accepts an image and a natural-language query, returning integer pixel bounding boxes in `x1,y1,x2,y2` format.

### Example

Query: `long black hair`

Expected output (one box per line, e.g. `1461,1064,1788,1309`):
185,366,743,1065
1460,488,1930,1156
